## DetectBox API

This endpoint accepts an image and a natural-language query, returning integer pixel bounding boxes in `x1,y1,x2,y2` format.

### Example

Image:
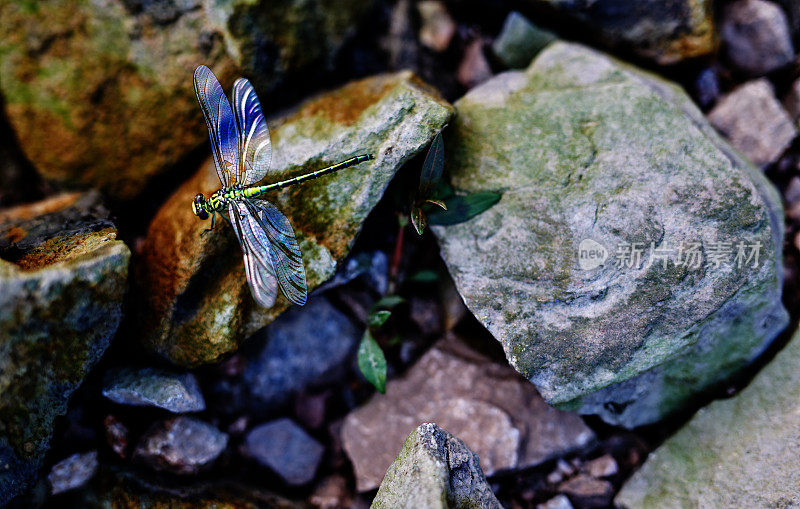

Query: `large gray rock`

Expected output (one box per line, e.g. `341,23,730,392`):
0,192,130,504
616,326,800,508
343,334,594,491
433,42,787,428
371,423,501,509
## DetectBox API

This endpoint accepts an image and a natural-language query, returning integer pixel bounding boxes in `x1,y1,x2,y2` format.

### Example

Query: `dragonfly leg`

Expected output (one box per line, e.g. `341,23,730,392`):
201,212,217,236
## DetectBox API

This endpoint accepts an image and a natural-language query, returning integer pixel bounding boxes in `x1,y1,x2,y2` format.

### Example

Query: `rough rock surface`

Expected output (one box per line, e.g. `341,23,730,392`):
616,326,800,508
528,0,715,64
0,0,373,199
432,42,787,428
244,418,324,486
0,0,234,199
244,296,360,412
342,335,595,491
721,0,795,76
708,79,796,167
102,367,205,413
371,423,501,509
136,71,453,366
133,417,228,475
0,192,130,504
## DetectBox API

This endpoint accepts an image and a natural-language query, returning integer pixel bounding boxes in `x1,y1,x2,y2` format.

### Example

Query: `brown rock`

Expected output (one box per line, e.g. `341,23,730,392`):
133,71,453,366
418,1,456,52
341,334,595,491
583,454,618,478
458,39,493,90
558,474,614,508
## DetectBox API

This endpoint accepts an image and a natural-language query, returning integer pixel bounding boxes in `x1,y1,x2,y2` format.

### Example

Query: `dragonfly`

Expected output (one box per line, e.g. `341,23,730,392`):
191,65,374,308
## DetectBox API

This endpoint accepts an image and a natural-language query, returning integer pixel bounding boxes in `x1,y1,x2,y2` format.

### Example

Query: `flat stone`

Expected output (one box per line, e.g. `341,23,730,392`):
134,417,228,475
134,71,453,366
102,367,205,413
47,451,98,495
492,11,556,69
559,474,613,508
616,326,800,508
432,42,788,428
583,454,618,478
537,494,574,509
529,0,714,64
709,79,796,167
342,334,594,491
243,296,360,412
721,0,794,76
0,192,130,503
371,423,501,509
244,418,324,486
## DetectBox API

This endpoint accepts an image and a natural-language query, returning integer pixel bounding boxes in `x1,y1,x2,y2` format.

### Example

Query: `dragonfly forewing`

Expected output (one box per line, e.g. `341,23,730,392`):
194,65,239,188
232,78,272,187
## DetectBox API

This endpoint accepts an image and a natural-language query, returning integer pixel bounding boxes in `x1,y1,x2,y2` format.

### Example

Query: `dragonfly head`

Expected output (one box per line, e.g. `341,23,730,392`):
192,193,210,220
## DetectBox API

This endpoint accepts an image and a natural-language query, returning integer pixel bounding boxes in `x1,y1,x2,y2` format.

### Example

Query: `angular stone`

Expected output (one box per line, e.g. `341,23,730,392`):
243,296,360,412
0,192,130,504
537,494,574,509
102,367,205,413
244,418,324,486
371,423,501,509
134,71,453,366
709,79,796,167
48,451,98,495
583,454,618,478
616,326,800,508
342,335,594,491
432,42,788,428
721,0,794,76
559,474,613,508
457,39,493,89
492,11,556,69
134,417,228,475
528,0,714,64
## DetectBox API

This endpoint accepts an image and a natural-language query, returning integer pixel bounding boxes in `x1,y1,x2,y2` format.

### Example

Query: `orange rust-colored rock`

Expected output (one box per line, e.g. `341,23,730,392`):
133,71,453,366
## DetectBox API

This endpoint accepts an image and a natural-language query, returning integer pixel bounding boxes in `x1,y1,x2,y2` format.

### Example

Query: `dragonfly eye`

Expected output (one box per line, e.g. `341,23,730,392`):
192,194,209,220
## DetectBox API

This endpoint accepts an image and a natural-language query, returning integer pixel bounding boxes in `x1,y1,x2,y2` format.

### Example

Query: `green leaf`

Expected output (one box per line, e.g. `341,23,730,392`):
408,270,439,283
411,206,427,235
418,132,445,199
373,295,406,310
357,330,387,393
425,198,447,210
428,192,502,226
367,309,392,329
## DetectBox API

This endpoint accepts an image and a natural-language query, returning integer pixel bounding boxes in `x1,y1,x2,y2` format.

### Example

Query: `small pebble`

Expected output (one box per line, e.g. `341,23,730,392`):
245,418,325,486
417,1,456,52
583,454,619,478
559,474,614,508
47,451,98,495
694,68,721,109
104,415,129,459
721,0,794,76
708,79,797,167
492,11,556,69
457,38,493,89
102,367,205,413
134,417,228,475
537,494,574,509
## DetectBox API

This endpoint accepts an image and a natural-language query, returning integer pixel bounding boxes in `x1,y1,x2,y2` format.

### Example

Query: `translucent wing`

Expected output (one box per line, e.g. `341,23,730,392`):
232,78,272,186
194,65,238,188
243,199,307,306
228,202,278,308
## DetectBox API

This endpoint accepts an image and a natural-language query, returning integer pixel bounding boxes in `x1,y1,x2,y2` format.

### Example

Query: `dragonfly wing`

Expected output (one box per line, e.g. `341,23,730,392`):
232,78,272,186
244,199,307,306
228,202,278,308
194,65,239,188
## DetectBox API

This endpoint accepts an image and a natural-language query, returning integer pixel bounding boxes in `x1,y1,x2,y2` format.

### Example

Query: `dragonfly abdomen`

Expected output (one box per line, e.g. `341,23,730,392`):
243,154,374,198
